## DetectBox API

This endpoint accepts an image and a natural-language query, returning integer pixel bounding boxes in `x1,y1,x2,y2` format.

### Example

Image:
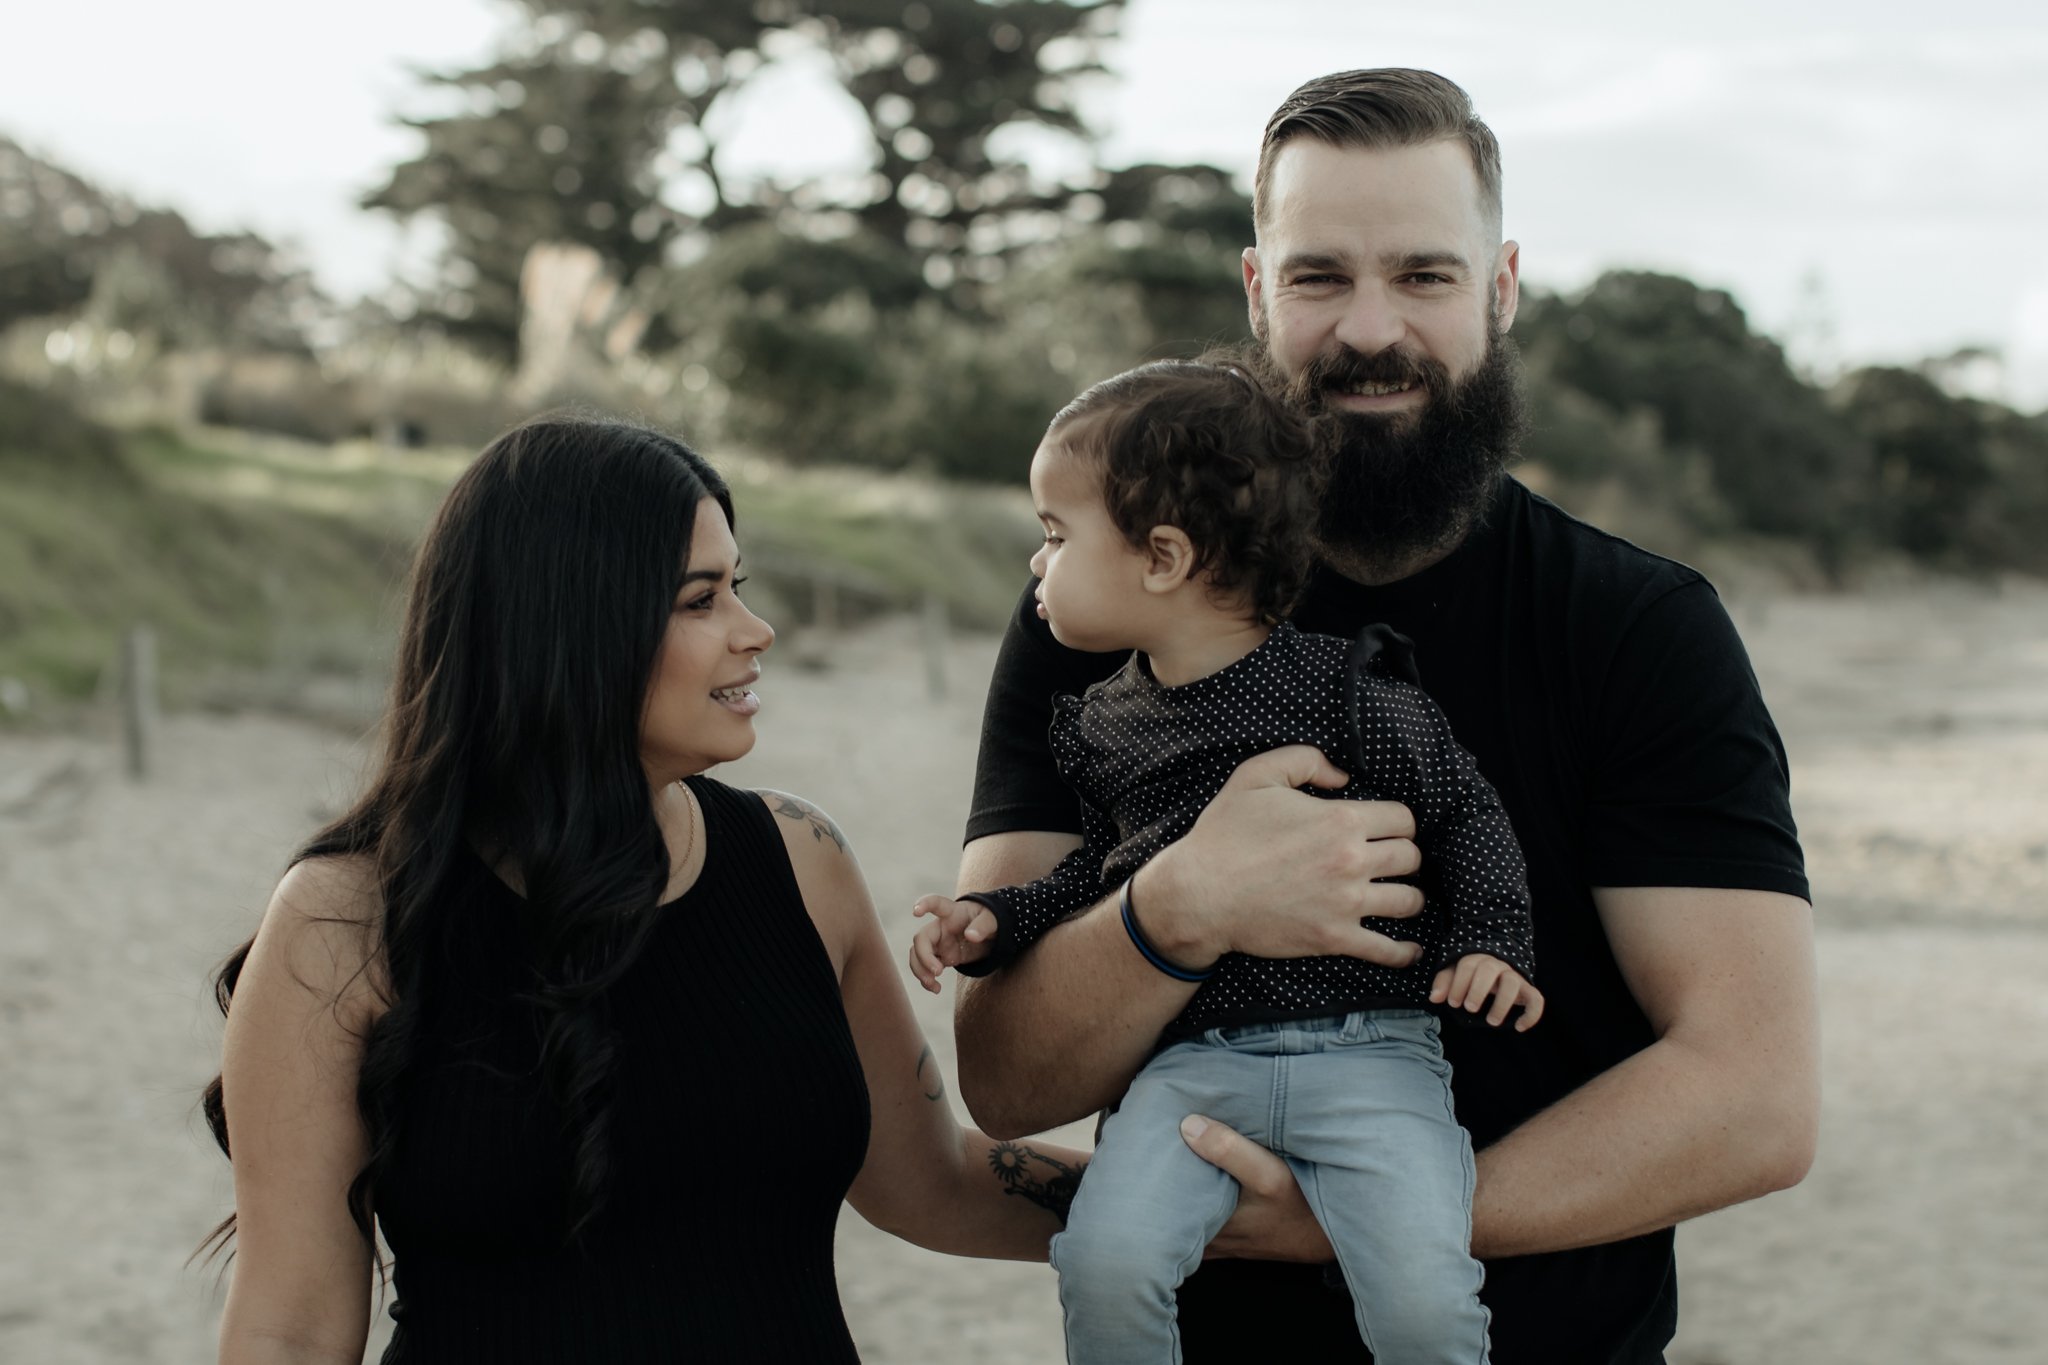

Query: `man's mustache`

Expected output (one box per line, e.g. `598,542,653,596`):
1293,345,1448,408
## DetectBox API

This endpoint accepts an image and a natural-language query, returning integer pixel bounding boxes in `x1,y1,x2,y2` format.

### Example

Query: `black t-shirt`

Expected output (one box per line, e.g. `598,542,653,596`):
965,475,1808,1365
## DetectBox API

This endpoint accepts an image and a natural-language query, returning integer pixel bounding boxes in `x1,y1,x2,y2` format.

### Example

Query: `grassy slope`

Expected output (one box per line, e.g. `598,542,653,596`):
0,392,415,709
0,388,1040,715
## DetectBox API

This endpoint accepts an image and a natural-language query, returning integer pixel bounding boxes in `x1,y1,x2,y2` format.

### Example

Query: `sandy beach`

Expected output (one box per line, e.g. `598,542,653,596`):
2,579,2044,1364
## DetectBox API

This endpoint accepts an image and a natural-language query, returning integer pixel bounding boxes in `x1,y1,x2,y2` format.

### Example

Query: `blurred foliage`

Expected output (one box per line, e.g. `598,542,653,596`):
363,38,700,362
1516,270,2048,577
774,0,1117,260
1833,365,2048,574
368,0,1122,358
1518,272,1871,569
0,362,133,482
656,155,1251,481
0,137,324,350
351,0,1258,482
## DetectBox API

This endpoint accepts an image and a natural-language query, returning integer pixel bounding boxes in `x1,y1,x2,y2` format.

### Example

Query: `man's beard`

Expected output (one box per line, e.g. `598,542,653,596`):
1250,321,1526,583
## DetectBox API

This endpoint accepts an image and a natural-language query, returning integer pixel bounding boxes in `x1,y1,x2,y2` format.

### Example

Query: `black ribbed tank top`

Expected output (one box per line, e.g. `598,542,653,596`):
375,777,871,1363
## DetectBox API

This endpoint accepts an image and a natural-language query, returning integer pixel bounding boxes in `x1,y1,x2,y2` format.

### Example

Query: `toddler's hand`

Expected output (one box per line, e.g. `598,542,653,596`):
1430,953,1544,1030
907,894,999,993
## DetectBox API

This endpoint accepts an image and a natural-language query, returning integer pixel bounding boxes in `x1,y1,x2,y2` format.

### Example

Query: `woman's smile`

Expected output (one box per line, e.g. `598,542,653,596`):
711,673,761,716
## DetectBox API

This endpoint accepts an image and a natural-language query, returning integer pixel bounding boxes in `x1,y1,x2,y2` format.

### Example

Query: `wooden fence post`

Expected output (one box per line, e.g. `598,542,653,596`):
122,624,157,781
922,591,947,701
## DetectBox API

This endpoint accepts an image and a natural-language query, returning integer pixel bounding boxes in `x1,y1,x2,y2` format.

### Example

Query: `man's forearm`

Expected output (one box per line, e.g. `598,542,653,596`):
953,895,1196,1137
1469,1029,1817,1258
1470,886,1820,1258
951,830,1200,1137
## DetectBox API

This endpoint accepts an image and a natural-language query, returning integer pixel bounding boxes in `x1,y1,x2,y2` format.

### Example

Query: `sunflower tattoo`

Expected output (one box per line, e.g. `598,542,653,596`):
988,1141,1085,1225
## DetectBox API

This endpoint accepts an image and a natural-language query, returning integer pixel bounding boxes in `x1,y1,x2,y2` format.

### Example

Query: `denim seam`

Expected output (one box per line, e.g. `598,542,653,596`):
1270,1054,1289,1151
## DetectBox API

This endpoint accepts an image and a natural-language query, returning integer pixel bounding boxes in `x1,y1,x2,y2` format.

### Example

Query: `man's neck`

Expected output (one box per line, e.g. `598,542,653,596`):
1142,616,1272,688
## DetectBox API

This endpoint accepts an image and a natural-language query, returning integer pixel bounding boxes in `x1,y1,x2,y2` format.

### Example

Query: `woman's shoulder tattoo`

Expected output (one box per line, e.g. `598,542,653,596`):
762,790,850,855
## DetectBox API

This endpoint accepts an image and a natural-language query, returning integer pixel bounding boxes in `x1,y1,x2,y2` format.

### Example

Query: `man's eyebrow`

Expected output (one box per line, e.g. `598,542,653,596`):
1275,249,1352,276
1385,248,1471,273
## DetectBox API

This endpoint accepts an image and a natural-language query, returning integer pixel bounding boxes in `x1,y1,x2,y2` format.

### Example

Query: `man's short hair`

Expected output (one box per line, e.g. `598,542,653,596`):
1253,68,1502,239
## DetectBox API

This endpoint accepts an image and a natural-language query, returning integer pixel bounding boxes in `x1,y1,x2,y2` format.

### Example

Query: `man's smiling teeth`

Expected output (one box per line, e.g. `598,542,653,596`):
1343,380,1414,396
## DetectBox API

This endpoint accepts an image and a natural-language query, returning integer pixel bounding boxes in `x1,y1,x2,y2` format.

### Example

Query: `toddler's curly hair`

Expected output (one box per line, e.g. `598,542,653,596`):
1047,359,1322,623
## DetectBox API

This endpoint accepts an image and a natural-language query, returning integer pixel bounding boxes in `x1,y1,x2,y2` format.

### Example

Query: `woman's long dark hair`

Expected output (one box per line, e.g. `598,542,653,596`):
200,414,733,1259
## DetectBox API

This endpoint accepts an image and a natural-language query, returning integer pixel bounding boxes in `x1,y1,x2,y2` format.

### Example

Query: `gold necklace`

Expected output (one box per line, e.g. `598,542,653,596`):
673,779,697,874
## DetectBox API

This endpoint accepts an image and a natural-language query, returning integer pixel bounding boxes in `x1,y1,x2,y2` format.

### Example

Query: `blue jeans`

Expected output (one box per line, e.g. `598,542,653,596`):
1049,1009,1490,1365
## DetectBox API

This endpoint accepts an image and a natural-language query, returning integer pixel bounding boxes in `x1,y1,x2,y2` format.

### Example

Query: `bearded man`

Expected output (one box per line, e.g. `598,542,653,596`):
951,68,1818,1363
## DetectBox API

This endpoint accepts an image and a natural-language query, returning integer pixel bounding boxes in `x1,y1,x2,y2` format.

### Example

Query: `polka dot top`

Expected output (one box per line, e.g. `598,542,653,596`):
959,621,1535,1036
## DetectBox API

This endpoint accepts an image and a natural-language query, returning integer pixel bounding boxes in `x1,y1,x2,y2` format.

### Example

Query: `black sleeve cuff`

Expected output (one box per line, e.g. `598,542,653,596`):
951,890,1019,977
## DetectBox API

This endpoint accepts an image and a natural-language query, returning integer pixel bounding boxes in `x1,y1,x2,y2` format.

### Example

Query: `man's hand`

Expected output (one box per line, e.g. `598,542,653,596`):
908,894,998,993
1431,954,1545,1030
1142,745,1427,968
1179,1114,1333,1263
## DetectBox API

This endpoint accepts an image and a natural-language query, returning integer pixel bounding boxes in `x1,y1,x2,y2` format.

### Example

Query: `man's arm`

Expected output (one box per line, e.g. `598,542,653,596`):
1185,884,1821,1260
1469,885,1819,1255
953,746,1429,1140
953,830,1192,1138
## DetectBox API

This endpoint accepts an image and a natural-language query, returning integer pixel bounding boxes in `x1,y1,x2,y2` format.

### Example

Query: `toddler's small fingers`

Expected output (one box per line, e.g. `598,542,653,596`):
1476,962,1510,1011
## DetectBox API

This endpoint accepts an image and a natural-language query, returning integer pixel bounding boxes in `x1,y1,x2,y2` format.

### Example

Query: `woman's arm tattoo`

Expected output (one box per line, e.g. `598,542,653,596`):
764,791,850,854
986,1141,1085,1226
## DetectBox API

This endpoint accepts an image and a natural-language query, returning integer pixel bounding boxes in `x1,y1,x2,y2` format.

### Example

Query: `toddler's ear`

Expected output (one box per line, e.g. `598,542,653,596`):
1142,525,1197,592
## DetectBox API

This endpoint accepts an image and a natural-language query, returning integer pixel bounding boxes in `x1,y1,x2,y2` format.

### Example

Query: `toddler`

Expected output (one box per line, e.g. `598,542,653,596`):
909,360,1541,1365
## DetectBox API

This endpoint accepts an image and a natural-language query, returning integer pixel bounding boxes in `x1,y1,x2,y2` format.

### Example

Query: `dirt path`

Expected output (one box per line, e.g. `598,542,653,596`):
2,582,2042,1363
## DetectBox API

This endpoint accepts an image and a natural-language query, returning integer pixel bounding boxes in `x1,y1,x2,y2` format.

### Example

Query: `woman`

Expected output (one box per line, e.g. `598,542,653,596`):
203,415,1084,1363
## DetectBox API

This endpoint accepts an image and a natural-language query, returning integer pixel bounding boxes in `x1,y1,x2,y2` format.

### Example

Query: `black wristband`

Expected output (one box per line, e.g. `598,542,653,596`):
1118,874,1216,982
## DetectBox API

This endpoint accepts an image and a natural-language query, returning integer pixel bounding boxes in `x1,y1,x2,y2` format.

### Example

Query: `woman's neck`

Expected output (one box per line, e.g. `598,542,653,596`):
1143,615,1272,688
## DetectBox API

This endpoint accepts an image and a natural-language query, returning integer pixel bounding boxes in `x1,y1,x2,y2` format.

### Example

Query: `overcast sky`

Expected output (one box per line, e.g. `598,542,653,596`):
6,0,2044,405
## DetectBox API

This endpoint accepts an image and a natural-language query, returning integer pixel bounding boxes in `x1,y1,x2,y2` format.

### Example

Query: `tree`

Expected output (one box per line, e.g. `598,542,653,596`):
1046,162,1252,356
1833,366,1991,563
362,18,757,362
1519,271,1870,559
801,0,1119,276
661,220,925,466
363,1,1125,359
560,0,1123,273
1974,405,2048,573
0,136,321,350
